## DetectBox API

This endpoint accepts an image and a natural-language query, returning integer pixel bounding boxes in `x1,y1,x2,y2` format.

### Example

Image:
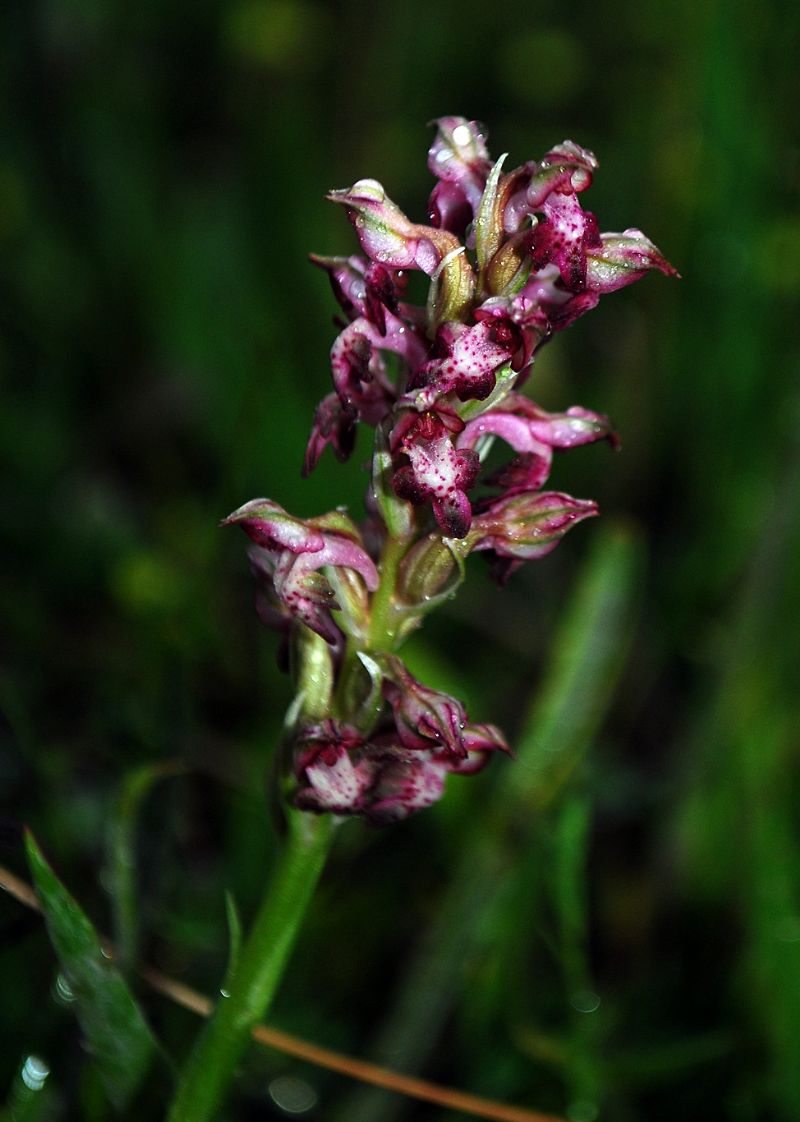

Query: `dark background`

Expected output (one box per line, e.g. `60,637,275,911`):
2,0,799,1119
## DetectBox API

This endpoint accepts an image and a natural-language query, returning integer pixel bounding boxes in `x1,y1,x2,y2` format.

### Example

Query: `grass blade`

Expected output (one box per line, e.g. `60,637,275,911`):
25,830,159,1111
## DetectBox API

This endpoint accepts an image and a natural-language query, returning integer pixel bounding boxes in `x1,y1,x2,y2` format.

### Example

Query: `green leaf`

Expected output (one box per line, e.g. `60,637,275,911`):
25,830,159,1110
223,890,242,991
106,760,185,973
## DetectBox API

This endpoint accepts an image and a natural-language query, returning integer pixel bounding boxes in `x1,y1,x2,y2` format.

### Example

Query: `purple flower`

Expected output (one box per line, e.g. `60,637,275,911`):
391,412,480,538
293,721,374,815
405,318,522,408
460,393,615,451
223,500,379,644
290,713,510,825
380,654,468,757
427,116,492,235
328,320,395,423
453,393,614,506
303,392,357,476
361,725,508,824
357,745,450,824
311,254,402,330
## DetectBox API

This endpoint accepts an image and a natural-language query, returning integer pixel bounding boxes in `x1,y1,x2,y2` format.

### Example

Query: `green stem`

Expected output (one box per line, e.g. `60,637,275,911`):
166,630,337,1122
367,531,408,651
166,810,334,1122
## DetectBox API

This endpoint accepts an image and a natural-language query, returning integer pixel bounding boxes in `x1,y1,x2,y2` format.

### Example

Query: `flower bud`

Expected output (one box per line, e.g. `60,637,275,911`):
486,227,535,297
221,499,324,553
381,655,468,757
396,533,461,607
586,229,679,293
470,491,598,563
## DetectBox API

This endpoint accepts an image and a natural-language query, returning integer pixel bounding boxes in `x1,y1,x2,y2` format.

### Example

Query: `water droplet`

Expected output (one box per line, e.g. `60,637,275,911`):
268,1075,318,1115
53,974,76,1004
352,178,385,201
21,1056,49,1092
452,124,472,147
570,989,601,1014
219,987,231,999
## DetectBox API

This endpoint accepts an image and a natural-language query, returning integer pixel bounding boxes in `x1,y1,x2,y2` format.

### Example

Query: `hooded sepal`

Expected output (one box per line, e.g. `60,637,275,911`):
427,116,492,217
328,178,465,285
224,500,379,644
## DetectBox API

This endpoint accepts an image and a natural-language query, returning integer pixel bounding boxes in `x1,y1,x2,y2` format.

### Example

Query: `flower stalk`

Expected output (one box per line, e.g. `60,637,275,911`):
167,116,674,1118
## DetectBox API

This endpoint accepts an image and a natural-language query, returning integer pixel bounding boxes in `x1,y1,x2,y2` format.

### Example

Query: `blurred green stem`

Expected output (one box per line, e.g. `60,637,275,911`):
165,808,334,1122
107,761,186,974
166,627,337,1122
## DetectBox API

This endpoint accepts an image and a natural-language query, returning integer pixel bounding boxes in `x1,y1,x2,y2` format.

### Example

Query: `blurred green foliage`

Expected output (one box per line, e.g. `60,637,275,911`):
1,0,799,1118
